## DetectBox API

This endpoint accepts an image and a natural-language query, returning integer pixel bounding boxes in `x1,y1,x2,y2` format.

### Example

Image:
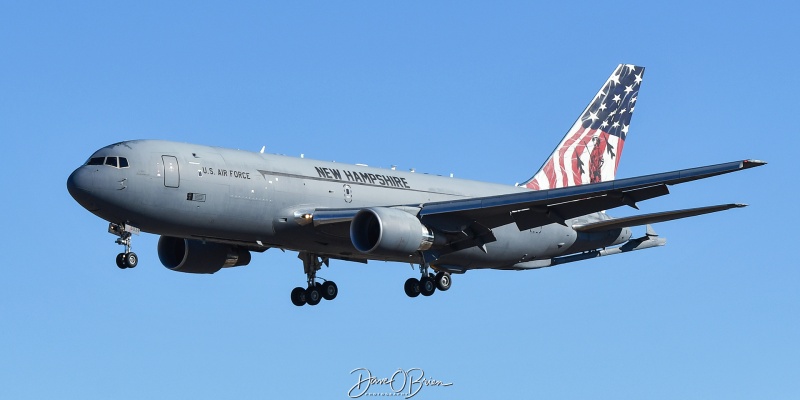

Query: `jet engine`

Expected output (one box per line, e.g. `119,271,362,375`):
157,236,251,274
350,207,437,255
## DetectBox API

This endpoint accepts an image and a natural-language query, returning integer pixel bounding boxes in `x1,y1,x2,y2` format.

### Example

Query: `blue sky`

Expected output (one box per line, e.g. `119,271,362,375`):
1,1,797,398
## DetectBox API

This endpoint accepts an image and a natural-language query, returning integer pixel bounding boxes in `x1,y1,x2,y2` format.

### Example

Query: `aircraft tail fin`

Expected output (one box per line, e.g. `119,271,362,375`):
522,64,644,190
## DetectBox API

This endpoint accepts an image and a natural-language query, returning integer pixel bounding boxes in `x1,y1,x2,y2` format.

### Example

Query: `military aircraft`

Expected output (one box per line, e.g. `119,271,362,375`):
67,64,765,306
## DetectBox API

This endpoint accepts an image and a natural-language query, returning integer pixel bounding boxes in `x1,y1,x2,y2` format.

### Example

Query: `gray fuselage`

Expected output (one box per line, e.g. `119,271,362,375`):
67,140,629,271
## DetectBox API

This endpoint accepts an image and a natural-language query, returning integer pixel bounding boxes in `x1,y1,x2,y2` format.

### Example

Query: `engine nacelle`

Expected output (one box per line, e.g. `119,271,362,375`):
157,236,251,274
350,207,435,255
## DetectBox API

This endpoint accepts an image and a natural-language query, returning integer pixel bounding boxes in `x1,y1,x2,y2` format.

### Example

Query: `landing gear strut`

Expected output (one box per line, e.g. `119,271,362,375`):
109,222,139,269
404,259,452,298
290,252,338,307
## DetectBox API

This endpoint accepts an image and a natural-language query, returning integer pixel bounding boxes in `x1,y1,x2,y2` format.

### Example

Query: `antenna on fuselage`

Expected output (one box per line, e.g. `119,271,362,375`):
260,146,265,154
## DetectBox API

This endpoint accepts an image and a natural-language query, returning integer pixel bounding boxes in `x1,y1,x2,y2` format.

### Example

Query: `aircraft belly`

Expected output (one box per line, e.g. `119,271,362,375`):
431,224,545,269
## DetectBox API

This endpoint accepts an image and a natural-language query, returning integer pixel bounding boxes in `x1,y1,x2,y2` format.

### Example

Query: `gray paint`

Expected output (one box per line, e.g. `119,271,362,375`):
67,139,763,275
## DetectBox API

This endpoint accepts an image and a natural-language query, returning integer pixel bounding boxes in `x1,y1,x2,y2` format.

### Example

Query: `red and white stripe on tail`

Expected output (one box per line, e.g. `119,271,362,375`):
523,64,644,190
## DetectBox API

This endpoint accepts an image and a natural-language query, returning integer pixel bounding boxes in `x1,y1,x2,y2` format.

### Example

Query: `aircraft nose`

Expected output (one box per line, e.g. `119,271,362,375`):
67,167,92,191
67,167,99,211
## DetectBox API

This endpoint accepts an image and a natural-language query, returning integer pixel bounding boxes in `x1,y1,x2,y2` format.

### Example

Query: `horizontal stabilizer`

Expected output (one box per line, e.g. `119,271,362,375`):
572,203,747,232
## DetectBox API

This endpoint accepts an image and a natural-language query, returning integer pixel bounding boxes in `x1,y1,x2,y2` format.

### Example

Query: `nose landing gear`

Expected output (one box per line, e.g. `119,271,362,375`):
109,222,139,269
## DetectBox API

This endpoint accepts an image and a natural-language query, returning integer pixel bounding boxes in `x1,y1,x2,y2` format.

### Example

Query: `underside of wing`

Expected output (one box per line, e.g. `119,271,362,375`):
508,184,669,230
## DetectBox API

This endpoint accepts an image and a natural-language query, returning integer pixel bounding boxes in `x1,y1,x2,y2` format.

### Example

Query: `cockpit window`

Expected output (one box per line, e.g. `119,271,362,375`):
86,156,130,168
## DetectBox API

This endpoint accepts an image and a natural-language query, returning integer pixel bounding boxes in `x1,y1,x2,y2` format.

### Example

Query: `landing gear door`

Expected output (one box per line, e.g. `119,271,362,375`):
163,155,180,188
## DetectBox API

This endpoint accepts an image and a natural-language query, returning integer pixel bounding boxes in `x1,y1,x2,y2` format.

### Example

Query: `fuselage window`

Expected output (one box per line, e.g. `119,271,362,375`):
87,157,105,165
119,157,129,168
105,157,118,168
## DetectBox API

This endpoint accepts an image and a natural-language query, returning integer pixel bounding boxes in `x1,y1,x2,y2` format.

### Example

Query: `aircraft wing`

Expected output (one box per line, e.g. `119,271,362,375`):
416,159,765,231
312,159,765,238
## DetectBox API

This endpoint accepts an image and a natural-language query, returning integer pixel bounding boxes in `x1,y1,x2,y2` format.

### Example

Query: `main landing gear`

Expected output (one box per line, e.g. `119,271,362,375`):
291,252,338,307
109,222,139,269
404,261,452,298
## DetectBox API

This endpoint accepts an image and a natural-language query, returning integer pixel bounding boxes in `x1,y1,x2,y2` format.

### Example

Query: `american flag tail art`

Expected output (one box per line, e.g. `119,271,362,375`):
522,64,644,191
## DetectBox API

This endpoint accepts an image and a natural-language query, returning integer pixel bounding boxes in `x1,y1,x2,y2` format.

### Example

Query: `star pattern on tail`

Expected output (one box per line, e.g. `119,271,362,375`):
524,64,644,190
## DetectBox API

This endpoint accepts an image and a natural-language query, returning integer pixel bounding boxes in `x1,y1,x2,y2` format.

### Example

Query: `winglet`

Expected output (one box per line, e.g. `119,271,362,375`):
742,159,767,169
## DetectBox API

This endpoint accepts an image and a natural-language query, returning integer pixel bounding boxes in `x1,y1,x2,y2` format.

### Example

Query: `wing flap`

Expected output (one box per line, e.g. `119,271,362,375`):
572,203,747,232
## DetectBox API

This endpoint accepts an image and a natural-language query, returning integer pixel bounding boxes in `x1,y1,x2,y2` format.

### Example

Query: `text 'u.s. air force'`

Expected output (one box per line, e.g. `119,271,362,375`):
202,167,251,180
315,167,410,188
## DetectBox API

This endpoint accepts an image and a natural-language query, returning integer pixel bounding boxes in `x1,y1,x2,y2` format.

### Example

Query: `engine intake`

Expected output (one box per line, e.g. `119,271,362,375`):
158,236,251,274
350,207,436,255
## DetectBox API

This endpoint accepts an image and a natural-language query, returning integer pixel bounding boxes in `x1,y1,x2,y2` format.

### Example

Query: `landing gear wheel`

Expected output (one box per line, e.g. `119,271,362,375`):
109,223,139,269
321,281,338,301
116,253,127,269
404,278,421,298
306,286,322,306
435,271,451,291
291,287,307,306
420,276,436,296
293,252,334,306
125,252,138,268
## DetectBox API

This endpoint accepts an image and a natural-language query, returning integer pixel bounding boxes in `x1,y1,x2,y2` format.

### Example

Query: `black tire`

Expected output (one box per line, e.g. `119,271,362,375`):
306,286,322,306
116,253,127,269
290,287,307,306
125,252,138,268
420,276,436,296
404,278,420,298
321,281,338,301
435,271,451,291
